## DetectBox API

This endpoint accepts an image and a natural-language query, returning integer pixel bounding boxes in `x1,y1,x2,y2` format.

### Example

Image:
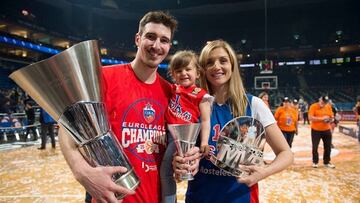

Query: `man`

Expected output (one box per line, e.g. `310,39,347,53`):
308,96,335,169
24,98,37,141
59,11,199,203
38,108,56,150
353,96,360,141
301,100,310,125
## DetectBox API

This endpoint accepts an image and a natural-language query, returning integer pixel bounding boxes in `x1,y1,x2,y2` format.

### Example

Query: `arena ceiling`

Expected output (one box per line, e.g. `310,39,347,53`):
0,0,359,60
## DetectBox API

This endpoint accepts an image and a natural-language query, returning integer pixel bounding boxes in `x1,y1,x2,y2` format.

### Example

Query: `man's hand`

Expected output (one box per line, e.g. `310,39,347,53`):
58,127,135,202
76,166,135,203
172,147,201,180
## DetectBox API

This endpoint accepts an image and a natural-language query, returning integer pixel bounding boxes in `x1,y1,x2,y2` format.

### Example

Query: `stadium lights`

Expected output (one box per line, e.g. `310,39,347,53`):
336,30,343,36
286,61,305,65
21,9,29,16
240,64,255,68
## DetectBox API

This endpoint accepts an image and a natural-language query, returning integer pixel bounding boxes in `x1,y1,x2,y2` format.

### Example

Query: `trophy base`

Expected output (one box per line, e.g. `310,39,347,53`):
180,172,194,181
115,168,140,200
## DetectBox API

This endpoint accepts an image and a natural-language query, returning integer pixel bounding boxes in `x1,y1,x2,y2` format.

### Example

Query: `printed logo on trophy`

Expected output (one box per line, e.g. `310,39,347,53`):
210,116,266,177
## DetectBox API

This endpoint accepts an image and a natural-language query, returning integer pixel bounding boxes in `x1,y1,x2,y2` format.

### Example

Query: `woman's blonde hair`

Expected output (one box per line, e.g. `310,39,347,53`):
199,40,247,117
168,50,200,84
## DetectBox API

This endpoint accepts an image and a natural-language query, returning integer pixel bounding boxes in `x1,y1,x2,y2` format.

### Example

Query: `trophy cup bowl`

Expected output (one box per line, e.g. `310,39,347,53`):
210,116,266,177
9,40,139,199
167,123,201,181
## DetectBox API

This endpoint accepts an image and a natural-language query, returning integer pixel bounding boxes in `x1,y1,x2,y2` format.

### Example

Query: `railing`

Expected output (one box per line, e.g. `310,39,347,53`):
0,123,41,142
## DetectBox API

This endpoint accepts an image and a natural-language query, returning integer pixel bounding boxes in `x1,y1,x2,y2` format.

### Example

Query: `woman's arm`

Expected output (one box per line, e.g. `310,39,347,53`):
237,123,293,186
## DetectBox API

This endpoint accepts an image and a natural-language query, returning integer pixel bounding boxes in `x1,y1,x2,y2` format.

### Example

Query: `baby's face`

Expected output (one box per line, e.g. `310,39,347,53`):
173,60,199,87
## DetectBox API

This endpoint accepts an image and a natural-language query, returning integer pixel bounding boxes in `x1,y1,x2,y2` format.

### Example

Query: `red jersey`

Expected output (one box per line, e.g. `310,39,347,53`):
165,84,207,124
101,64,171,203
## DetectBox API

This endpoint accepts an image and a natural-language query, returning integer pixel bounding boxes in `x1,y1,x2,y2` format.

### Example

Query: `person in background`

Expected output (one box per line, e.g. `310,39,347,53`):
301,100,310,125
328,99,339,133
173,39,293,203
292,99,300,135
274,97,299,148
308,96,335,169
38,108,56,150
24,98,37,141
353,96,360,141
258,91,270,109
1,99,13,114
328,99,339,148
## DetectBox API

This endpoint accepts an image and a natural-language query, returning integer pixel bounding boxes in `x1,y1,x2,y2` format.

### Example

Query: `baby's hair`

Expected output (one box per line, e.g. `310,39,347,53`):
168,50,200,83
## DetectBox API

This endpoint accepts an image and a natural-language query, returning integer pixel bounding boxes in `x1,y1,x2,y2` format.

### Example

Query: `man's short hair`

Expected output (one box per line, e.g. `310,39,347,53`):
138,11,178,39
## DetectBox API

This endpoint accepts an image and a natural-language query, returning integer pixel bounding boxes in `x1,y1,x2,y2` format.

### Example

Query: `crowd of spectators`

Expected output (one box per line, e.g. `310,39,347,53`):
0,87,28,114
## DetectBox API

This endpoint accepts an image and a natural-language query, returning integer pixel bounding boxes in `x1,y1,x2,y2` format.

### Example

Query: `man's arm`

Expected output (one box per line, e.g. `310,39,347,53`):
58,127,135,203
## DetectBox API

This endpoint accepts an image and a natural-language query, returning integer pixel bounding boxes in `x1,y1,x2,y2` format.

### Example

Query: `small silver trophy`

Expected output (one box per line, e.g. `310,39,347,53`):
210,116,266,177
9,40,139,199
167,123,201,180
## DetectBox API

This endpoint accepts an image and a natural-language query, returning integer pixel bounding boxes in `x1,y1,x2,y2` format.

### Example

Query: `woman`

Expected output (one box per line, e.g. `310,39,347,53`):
173,40,293,203
274,97,298,147
258,91,270,109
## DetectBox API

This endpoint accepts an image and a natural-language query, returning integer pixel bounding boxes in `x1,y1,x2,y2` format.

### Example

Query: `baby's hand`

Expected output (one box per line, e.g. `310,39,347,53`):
200,145,210,158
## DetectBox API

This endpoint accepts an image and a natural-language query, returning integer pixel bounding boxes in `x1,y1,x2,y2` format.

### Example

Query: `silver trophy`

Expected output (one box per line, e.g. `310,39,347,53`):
167,123,201,181
9,40,139,199
210,116,266,177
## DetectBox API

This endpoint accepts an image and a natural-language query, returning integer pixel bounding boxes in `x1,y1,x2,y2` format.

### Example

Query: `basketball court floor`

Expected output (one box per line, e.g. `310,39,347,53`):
1,123,359,202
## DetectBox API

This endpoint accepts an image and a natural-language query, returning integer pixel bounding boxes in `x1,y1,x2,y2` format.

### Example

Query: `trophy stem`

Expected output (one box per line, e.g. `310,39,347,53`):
168,123,201,181
180,171,194,181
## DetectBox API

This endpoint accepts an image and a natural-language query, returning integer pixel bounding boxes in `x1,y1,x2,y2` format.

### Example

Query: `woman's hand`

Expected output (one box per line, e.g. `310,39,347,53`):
236,165,267,187
172,147,201,180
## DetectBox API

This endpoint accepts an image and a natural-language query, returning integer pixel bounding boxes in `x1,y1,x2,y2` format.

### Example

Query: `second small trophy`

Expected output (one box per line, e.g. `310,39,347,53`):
168,123,201,180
